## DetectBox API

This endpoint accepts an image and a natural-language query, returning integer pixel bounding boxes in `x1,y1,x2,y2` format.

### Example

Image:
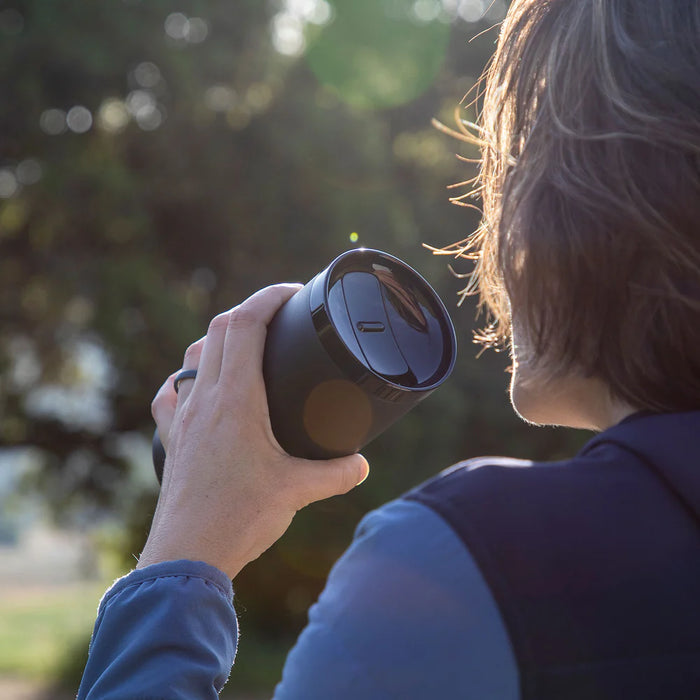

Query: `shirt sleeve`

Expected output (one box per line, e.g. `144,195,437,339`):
77,559,238,700
273,498,520,700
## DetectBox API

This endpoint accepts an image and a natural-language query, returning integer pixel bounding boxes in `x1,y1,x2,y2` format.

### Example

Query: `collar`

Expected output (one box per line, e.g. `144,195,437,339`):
580,411,700,522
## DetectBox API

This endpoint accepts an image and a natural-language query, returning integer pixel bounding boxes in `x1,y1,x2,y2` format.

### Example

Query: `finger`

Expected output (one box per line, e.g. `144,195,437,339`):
177,336,205,402
290,453,370,507
195,311,230,390
220,284,302,383
151,371,180,450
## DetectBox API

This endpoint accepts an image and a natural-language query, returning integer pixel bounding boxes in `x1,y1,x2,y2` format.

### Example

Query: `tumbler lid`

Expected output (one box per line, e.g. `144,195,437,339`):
312,249,456,391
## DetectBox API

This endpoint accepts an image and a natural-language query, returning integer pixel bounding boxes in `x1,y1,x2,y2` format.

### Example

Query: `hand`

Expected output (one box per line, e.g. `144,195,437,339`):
138,284,369,579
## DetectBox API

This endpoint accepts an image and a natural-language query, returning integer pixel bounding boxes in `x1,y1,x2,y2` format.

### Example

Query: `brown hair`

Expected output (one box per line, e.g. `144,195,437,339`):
442,0,700,412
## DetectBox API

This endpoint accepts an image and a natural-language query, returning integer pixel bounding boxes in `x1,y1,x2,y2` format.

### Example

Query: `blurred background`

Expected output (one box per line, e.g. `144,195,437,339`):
0,0,587,697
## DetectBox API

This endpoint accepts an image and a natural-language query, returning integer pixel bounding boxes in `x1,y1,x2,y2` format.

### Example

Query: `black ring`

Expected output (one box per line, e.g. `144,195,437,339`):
174,369,198,393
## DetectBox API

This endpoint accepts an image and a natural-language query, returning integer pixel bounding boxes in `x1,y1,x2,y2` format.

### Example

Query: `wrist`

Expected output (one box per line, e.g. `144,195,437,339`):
137,531,245,579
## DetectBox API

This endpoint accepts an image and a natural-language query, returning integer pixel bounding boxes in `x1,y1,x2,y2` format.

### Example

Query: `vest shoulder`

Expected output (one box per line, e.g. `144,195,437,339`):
406,454,567,500
404,442,643,515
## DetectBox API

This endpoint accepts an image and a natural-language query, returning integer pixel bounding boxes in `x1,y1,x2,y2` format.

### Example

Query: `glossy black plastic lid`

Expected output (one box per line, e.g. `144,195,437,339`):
312,249,456,391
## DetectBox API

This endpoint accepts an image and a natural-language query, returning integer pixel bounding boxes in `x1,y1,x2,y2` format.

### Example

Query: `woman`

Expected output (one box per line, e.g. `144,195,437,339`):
78,0,700,698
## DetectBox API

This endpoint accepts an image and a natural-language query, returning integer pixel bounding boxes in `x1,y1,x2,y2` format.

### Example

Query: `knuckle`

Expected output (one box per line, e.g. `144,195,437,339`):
208,313,229,333
184,338,203,361
227,305,257,330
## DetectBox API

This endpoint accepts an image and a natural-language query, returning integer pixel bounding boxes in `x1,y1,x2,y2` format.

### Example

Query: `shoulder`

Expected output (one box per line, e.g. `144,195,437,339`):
274,497,519,699
320,497,502,620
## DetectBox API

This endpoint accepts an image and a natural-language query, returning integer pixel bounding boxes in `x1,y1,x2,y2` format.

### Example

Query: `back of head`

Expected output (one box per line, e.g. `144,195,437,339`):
470,0,700,412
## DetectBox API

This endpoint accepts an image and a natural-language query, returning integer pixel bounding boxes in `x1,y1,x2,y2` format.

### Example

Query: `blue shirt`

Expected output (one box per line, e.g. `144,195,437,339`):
78,499,518,698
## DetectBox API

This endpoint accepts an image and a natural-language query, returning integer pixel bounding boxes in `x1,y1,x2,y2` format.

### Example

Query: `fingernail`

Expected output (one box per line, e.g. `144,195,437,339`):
356,459,370,486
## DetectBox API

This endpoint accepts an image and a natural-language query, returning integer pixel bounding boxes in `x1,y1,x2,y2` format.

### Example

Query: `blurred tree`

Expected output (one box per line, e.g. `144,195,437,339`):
1,0,587,688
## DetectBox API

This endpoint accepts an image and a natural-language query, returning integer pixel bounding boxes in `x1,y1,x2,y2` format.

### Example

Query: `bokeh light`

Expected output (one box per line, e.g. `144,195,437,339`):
484,0,507,21
164,12,209,44
126,90,155,116
187,17,209,43
287,0,334,25
204,85,237,112
133,61,161,88
270,0,334,58
456,0,507,23
412,0,442,22
458,0,484,22
245,83,273,113
126,90,164,130
0,169,19,198
271,13,306,56
97,98,130,133
39,108,67,135
164,12,189,40
191,267,217,293
137,106,164,131
16,159,43,185
66,106,93,134
64,297,95,327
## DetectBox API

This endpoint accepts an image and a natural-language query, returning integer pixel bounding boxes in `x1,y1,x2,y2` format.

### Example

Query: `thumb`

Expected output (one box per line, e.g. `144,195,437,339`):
291,453,370,506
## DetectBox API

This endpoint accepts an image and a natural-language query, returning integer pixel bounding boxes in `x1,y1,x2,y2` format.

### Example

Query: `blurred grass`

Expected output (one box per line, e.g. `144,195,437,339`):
0,581,104,681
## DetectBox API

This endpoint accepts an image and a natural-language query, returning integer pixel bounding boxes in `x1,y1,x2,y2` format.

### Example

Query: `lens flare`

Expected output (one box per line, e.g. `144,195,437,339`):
305,0,450,110
303,380,372,453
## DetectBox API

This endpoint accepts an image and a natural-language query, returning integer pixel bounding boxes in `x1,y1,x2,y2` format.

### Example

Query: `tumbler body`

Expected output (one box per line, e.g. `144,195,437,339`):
262,248,457,459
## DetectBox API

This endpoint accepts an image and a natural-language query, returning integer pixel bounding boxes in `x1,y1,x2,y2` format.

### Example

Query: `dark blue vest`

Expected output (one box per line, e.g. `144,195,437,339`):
407,412,700,699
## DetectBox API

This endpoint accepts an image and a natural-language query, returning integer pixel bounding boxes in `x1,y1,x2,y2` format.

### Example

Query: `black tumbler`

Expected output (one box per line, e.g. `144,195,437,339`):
153,249,456,481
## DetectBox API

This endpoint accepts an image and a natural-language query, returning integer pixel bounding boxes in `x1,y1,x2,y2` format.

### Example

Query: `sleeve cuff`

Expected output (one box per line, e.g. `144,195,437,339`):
101,559,234,609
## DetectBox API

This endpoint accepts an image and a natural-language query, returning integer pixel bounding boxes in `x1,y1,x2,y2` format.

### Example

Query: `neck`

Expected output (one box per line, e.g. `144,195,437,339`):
511,371,639,432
